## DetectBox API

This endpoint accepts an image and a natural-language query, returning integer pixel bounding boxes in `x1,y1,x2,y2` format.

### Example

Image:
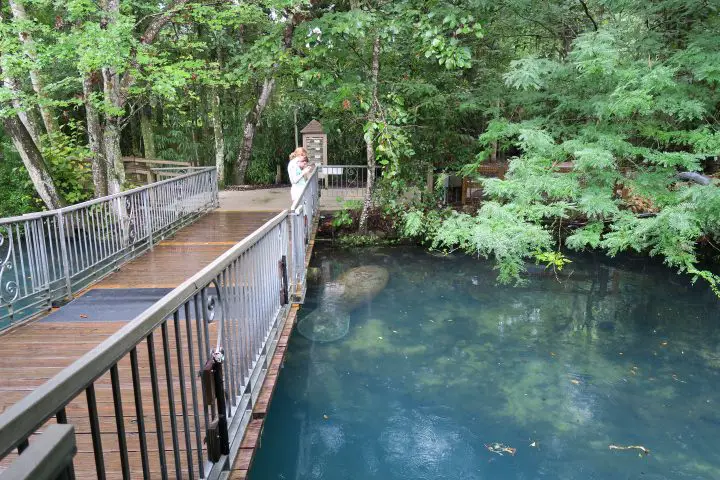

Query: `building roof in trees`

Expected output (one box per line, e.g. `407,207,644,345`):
300,120,325,134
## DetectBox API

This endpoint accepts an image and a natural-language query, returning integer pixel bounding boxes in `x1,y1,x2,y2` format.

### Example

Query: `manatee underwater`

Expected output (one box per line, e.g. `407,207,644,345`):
297,265,390,342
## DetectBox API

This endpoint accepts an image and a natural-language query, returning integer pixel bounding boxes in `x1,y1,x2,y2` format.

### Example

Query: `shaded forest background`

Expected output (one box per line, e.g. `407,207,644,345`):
1,0,719,290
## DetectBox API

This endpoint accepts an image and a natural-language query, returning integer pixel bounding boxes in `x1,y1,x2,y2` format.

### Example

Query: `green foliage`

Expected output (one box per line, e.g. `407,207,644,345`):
0,126,91,215
1,0,719,297
0,135,35,217
416,9,483,69
335,233,399,248
331,199,362,229
42,125,93,205
533,250,572,272
411,3,720,293
402,203,553,284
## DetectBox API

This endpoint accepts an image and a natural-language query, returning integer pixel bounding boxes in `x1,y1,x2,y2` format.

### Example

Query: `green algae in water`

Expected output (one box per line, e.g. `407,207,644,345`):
251,246,720,480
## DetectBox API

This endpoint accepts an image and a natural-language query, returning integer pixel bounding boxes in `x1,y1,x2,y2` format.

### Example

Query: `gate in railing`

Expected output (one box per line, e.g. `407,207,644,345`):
0,168,218,331
0,169,320,480
318,165,380,200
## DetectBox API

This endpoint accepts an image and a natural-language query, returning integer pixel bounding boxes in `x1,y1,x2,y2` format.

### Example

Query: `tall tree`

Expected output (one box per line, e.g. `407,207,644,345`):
98,0,194,194
0,99,66,209
0,9,66,209
233,10,301,184
139,105,156,159
358,35,380,233
8,0,58,138
210,88,225,184
83,73,107,197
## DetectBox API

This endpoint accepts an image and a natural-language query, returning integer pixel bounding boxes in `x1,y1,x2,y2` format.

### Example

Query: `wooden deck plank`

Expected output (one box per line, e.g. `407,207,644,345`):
0,210,280,479
94,211,276,289
0,208,315,480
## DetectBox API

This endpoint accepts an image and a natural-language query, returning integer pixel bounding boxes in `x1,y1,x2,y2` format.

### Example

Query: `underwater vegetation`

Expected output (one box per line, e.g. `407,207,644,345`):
252,246,720,480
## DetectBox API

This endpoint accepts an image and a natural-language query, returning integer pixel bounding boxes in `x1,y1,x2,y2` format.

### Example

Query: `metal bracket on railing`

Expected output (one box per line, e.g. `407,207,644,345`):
0,226,19,304
201,352,230,463
304,215,309,246
200,279,229,463
279,255,289,306
204,279,224,351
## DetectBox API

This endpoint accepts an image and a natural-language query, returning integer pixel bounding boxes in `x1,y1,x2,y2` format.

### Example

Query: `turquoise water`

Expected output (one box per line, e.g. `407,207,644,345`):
250,245,720,480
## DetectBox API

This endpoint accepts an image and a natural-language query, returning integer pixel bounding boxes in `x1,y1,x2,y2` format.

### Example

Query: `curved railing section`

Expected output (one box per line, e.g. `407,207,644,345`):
0,187,321,480
0,167,218,331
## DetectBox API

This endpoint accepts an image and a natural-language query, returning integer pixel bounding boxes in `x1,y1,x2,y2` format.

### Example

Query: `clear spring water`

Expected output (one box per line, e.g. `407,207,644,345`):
250,245,720,480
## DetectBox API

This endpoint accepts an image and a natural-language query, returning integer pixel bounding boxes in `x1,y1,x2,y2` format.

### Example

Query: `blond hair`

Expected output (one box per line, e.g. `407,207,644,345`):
289,147,308,161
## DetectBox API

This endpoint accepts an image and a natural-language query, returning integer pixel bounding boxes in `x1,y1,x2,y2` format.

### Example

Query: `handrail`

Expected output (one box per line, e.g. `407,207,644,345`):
122,156,192,166
0,172,321,480
151,166,209,171
0,167,214,225
289,168,320,302
318,164,371,167
0,211,288,458
317,164,376,200
0,167,219,330
291,166,320,212
0,424,76,480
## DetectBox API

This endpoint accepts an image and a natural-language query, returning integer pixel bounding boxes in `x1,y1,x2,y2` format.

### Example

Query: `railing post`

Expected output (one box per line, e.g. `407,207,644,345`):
56,212,73,300
213,169,220,208
142,190,154,250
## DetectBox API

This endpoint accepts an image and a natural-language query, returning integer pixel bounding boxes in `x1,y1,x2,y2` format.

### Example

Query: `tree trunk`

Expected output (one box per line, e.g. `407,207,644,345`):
140,106,155,158
101,66,125,195
0,52,62,208
2,114,66,209
83,74,107,197
9,0,58,137
233,17,297,185
3,75,41,146
191,115,200,166
210,89,225,185
233,77,275,184
294,108,299,148
103,120,124,195
358,35,381,235
95,0,190,194
100,0,125,195
129,111,141,156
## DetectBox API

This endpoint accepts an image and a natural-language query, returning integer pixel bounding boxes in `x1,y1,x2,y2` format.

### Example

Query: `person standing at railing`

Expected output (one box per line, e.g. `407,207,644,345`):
288,147,315,203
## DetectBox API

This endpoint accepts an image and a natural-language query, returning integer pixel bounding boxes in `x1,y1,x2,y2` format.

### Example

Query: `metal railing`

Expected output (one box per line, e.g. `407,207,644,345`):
290,168,320,302
152,167,211,181
0,168,218,331
0,173,320,480
318,165,379,200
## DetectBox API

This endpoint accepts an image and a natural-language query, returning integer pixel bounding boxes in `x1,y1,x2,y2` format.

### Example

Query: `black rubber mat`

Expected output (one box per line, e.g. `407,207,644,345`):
40,288,173,323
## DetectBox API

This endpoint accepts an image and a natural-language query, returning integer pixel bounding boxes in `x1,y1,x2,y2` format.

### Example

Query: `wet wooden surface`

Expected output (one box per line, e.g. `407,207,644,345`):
0,320,220,479
96,211,277,289
0,210,280,478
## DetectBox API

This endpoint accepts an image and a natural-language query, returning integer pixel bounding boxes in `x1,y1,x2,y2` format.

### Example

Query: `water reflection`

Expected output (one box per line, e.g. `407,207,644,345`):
250,246,720,479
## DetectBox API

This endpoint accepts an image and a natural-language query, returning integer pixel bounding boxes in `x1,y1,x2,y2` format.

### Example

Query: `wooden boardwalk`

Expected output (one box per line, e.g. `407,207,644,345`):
0,210,278,478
